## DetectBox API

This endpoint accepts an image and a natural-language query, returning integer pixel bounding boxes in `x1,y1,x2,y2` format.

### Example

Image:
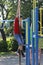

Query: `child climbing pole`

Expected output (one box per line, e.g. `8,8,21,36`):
13,0,25,57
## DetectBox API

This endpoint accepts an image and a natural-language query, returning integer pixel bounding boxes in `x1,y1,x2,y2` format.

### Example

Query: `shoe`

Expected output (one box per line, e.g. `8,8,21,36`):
15,51,19,56
21,50,25,57
17,49,25,57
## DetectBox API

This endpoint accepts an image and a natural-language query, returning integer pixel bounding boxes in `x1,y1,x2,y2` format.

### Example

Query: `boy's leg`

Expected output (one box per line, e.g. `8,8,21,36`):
18,35,25,57
14,34,25,57
18,45,25,57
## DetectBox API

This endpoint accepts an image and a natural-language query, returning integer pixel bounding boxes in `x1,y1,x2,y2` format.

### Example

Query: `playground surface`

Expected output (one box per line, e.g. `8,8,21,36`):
0,53,43,65
0,55,25,65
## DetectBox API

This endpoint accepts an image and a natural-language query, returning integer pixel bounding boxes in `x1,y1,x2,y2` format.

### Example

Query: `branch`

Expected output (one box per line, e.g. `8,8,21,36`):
0,3,7,12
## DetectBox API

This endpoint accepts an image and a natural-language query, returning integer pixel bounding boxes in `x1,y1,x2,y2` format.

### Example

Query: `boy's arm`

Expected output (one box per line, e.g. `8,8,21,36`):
19,22,24,34
16,0,20,18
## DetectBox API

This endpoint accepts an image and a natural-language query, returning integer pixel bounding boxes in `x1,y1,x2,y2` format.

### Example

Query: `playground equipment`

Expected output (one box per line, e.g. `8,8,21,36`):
26,0,41,65
0,15,41,65
25,12,38,65
39,7,43,36
0,0,42,65
16,0,22,65
25,18,30,65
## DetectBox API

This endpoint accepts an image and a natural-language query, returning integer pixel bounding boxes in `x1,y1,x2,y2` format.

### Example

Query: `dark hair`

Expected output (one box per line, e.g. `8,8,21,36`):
18,15,22,18
20,15,22,18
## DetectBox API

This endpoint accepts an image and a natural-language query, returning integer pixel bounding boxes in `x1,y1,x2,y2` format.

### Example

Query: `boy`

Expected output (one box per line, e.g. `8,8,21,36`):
13,15,25,57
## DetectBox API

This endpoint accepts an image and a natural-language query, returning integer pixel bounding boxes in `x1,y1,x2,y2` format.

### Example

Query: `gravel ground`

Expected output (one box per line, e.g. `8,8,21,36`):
0,54,43,65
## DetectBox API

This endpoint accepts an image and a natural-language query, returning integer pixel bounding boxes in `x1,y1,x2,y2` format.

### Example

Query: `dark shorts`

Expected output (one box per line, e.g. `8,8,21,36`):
14,34,24,45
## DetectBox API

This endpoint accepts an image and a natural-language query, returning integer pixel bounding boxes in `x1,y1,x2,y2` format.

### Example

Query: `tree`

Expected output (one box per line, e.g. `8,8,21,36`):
0,0,32,19
0,0,17,19
20,0,32,18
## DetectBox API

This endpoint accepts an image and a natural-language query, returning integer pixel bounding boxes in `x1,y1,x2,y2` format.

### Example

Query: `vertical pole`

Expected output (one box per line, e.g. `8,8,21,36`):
32,0,39,65
19,50,21,65
40,8,42,36
32,33,35,65
17,0,21,65
26,21,29,65
35,7,38,65
28,18,30,65
32,9,35,65
26,18,30,65
33,0,36,9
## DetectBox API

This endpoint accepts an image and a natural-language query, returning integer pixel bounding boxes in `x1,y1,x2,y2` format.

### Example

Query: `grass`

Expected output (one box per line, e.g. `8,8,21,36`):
39,38,43,49
0,51,16,57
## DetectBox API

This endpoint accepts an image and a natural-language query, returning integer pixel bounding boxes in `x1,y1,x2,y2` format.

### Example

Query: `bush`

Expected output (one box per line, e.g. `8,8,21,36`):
11,39,18,51
0,38,18,52
0,40,8,52
7,40,12,51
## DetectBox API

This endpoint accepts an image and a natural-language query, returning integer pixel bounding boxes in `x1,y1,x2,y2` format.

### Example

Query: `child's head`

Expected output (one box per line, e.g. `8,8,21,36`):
20,15,22,22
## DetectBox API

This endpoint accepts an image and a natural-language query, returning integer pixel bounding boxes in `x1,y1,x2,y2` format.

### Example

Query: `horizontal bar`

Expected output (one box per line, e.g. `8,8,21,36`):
0,20,14,22
40,8,43,10
38,35,43,38
41,27,43,28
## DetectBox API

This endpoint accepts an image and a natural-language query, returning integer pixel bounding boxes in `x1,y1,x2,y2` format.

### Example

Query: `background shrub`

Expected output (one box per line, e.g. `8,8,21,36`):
0,40,8,52
0,38,18,52
11,39,18,51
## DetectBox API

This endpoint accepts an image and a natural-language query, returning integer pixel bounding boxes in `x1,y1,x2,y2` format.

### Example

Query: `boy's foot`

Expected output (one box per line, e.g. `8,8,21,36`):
15,51,19,56
16,49,21,56
17,49,25,57
16,52,19,56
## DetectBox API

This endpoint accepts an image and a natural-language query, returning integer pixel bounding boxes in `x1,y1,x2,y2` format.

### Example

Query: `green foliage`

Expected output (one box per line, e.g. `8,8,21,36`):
0,0,32,19
0,37,18,52
0,36,43,52
0,40,8,52
0,0,43,19
4,22,13,36
11,39,18,51
21,0,32,18
7,40,12,51
39,38,43,49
